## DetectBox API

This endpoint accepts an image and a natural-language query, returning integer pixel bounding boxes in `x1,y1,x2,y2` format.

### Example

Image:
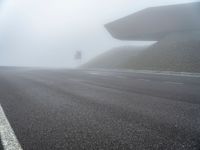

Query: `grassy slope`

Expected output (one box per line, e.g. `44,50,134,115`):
82,32,200,73
124,32,200,72
82,46,147,69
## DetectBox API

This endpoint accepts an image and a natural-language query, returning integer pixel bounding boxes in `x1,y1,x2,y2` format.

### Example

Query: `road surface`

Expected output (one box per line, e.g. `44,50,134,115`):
0,67,200,150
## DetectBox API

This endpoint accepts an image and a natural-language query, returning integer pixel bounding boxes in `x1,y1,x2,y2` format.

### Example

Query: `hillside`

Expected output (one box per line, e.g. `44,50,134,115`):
123,32,200,72
82,32,200,73
82,46,147,69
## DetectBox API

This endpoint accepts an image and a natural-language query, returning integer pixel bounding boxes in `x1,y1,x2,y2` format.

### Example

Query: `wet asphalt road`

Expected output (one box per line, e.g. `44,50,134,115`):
0,67,200,150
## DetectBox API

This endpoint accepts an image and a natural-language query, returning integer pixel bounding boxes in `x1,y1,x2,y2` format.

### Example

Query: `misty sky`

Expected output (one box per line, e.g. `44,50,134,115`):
0,0,199,67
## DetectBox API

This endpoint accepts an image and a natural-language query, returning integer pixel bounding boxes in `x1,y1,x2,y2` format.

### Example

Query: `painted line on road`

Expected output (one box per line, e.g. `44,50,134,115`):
85,69,200,78
88,72,109,76
137,79,151,82
88,72,102,75
164,81,184,85
0,104,23,150
89,72,129,79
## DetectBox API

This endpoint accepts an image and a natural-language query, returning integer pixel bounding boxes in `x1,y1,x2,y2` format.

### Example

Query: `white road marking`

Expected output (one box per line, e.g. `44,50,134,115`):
89,72,129,79
88,72,101,75
164,81,184,85
88,72,109,76
0,104,23,150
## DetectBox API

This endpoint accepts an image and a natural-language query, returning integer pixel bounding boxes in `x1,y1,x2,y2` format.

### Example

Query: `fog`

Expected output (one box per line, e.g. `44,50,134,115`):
0,0,198,68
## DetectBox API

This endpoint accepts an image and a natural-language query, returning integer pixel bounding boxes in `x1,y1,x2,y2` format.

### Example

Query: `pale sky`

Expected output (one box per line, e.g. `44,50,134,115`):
0,0,199,67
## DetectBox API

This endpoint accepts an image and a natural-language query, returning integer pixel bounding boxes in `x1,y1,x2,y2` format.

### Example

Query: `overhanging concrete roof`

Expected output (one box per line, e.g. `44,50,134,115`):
105,2,200,41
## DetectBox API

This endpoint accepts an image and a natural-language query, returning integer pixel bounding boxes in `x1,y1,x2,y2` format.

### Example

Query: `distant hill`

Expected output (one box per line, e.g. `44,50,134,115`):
123,32,200,72
82,32,200,73
82,46,147,69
